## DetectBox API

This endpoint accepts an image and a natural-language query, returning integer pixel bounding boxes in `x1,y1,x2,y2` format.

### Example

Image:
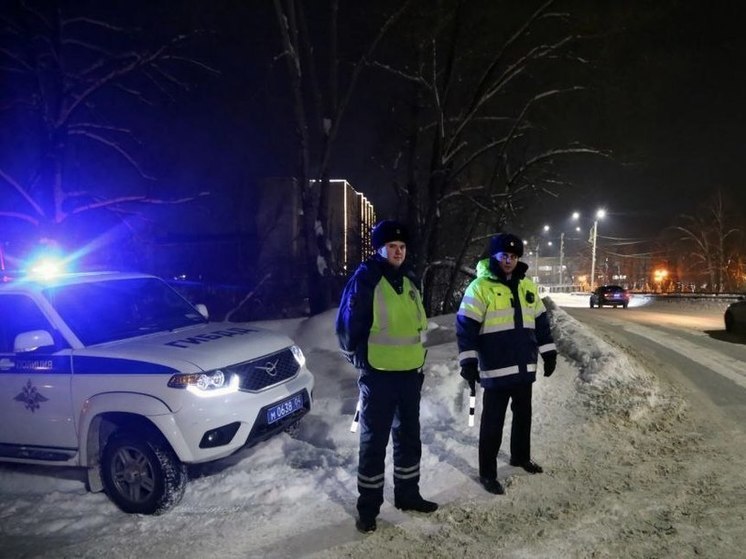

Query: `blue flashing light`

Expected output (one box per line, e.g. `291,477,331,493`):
28,257,66,280
22,244,73,280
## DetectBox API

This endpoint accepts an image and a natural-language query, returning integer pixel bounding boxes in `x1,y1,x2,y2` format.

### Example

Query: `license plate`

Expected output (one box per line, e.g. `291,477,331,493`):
266,393,304,424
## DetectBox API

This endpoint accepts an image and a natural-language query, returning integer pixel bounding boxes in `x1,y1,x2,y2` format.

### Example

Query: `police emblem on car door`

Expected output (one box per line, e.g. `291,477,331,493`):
0,294,76,458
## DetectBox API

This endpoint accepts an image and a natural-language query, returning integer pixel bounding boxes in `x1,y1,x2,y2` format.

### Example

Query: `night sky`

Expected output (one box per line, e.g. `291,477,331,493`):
254,0,746,243
528,0,746,241
2,0,745,251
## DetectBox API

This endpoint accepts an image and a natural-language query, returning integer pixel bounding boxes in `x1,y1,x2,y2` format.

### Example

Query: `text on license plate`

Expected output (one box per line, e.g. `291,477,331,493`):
266,393,304,424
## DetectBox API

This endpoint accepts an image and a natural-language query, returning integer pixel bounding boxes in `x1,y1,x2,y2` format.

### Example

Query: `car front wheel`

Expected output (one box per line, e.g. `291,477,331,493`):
101,431,187,515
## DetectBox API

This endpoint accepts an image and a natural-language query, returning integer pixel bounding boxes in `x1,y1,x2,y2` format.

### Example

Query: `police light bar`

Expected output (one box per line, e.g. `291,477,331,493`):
24,255,69,280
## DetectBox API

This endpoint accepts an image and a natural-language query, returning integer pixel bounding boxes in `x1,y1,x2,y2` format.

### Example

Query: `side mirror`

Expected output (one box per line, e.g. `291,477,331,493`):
194,303,209,320
14,330,55,353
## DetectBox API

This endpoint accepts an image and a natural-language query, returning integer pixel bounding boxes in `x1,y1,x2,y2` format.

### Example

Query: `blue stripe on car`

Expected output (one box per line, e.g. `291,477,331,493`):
73,356,178,374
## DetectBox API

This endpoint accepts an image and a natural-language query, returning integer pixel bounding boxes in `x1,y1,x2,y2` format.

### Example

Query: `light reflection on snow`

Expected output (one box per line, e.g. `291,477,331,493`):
547,292,652,308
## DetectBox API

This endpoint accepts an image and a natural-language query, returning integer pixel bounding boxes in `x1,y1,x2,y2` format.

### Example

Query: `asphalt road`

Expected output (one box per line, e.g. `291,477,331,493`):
561,299,746,426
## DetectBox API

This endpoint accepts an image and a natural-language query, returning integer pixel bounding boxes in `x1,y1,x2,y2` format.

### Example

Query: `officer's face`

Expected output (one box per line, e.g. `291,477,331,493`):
495,251,519,274
381,241,406,268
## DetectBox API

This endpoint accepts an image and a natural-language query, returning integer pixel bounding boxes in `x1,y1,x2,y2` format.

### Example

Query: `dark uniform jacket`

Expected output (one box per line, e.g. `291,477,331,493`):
456,257,556,389
336,255,423,371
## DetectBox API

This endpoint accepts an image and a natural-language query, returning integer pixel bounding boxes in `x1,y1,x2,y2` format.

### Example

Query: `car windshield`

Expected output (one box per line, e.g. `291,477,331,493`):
42,277,208,346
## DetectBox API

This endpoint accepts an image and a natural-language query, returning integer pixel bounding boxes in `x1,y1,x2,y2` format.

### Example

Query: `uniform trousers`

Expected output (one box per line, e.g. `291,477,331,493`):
356,369,423,519
478,382,533,481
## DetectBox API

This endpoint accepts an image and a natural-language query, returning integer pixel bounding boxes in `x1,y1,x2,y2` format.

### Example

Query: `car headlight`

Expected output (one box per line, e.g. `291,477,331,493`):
291,344,306,368
168,369,239,397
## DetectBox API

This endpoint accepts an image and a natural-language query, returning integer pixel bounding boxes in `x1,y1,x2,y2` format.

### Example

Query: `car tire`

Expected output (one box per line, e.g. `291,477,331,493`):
725,310,734,333
623,302,628,309
101,430,187,515
589,301,594,308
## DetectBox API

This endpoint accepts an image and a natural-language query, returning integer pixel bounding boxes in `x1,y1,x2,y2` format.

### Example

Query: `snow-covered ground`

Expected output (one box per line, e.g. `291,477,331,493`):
2,299,745,558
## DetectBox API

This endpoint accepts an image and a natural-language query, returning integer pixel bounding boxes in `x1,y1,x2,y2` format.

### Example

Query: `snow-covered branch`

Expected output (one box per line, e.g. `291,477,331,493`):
0,210,40,226
68,192,210,215
68,129,156,180
368,60,428,85
507,147,609,187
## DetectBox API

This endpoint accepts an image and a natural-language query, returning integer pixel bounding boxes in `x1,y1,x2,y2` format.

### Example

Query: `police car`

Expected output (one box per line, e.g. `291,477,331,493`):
0,265,314,514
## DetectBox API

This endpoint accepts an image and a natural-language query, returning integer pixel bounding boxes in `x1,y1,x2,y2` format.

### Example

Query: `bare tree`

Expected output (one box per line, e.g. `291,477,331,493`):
0,1,215,252
671,191,741,292
271,0,412,314
369,0,607,311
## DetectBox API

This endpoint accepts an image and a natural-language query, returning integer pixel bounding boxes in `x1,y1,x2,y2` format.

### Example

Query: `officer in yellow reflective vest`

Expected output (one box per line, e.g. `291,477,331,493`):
457,233,557,496
336,220,438,534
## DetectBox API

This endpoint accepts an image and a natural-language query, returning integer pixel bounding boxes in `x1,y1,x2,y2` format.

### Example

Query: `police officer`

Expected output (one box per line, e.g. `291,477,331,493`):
336,220,438,534
456,233,557,495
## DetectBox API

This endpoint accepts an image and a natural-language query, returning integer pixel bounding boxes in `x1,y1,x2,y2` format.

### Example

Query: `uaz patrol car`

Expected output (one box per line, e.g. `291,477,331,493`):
0,270,314,514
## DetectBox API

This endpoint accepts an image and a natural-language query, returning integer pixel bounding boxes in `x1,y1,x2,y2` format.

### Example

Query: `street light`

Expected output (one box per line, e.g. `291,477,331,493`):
589,209,606,291
524,226,550,284
654,268,668,292
557,213,583,288
536,225,550,282
558,232,565,286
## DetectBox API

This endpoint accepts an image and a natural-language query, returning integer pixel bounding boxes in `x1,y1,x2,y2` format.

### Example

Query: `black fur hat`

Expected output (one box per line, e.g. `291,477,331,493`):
371,220,408,250
489,233,524,257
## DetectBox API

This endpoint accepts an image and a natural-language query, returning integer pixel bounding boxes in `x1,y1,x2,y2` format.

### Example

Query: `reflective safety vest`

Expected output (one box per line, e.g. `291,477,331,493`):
367,276,427,371
459,279,540,335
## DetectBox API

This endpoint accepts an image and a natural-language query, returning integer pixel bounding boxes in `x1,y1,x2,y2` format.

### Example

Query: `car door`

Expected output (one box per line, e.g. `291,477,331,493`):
0,293,77,460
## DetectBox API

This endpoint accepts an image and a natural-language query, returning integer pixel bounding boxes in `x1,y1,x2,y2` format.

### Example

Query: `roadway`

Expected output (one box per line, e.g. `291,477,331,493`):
553,293,746,427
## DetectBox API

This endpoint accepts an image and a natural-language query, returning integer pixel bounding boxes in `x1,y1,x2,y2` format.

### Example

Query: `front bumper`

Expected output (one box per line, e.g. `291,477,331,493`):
150,366,314,463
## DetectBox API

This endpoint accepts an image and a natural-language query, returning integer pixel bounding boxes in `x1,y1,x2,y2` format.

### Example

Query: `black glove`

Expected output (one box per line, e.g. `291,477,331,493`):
460,363,479,390
543,352,557,377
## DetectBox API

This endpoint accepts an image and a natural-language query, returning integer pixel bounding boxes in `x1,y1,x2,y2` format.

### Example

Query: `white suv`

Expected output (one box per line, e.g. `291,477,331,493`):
0,270,314,514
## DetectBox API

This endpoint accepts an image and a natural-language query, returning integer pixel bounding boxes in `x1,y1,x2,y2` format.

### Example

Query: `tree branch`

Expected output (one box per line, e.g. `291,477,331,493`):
68,129,157,180
0,210,40,226
69,192,210,215
0,168,46,217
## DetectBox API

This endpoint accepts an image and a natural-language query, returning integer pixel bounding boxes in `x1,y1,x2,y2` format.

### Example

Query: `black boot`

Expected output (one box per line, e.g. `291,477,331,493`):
509,459,543,474
355,516,377,533
394,495,438,513
479,477,505,495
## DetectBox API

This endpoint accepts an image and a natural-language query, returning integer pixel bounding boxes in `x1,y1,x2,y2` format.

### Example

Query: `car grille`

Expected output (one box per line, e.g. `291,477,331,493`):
228,348,300,392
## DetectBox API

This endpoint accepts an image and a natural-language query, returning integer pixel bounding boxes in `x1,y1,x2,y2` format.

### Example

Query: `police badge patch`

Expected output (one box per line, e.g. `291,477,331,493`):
526,291,535,303
14,379,48,413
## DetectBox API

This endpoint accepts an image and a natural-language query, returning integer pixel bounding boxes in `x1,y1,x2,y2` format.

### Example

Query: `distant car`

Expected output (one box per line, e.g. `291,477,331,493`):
589,285,630,309
724,297,746,332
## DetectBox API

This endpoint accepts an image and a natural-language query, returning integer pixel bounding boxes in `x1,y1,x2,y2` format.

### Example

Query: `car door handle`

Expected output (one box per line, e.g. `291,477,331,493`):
0,358,15,371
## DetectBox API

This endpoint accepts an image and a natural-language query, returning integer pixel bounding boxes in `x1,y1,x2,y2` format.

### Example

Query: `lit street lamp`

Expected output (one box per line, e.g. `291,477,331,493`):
589,209,606,291
654,268,669,292
558,232,565,286
525,226,550,283
558,213,583,288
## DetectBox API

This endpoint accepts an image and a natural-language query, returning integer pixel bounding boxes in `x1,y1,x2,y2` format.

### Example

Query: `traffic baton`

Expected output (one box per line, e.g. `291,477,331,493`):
350,399,361,432
468,383,476,427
